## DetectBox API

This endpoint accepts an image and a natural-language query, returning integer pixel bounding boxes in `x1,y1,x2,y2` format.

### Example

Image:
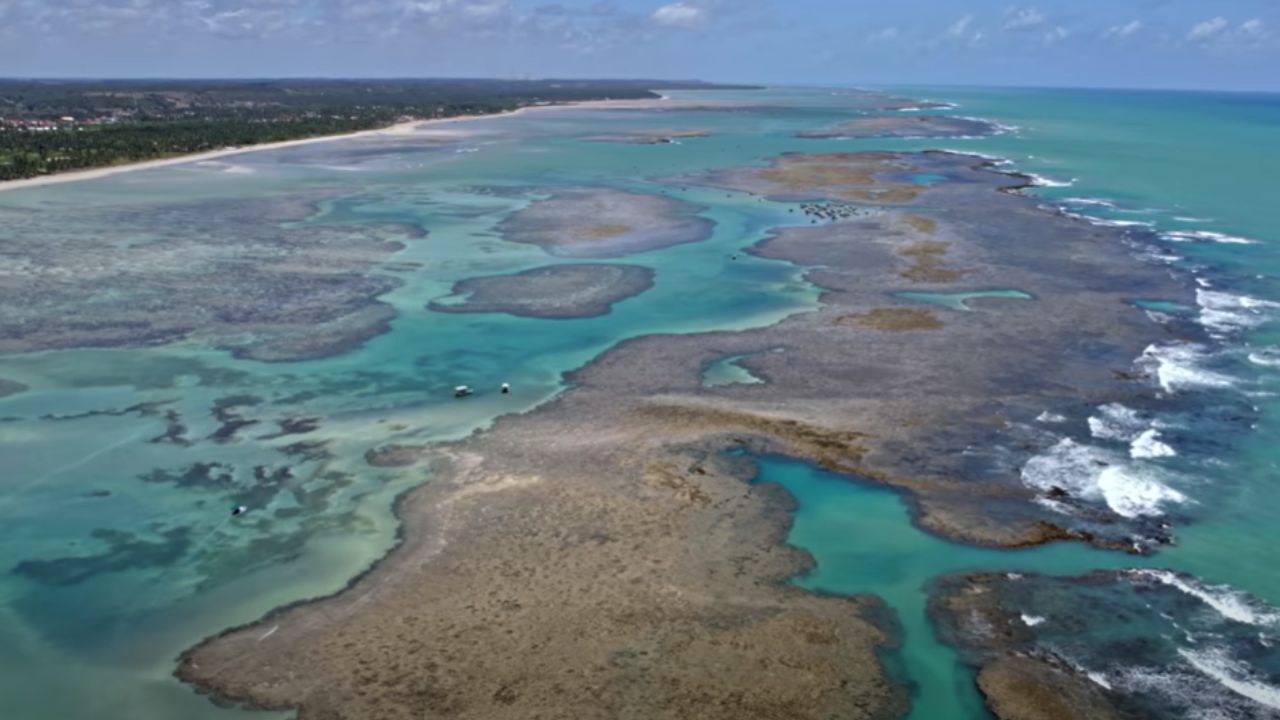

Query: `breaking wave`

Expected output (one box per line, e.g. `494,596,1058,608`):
1021,438,1186,518
1128,570,1280,627
1139,343,1237,393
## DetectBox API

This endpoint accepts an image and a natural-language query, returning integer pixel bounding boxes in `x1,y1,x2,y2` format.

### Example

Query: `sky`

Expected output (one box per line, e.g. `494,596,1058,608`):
1,0,1278,90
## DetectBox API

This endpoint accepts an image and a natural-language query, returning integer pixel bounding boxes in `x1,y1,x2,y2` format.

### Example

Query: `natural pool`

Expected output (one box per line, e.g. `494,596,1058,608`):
750,456,1143,720
893,289,1034,312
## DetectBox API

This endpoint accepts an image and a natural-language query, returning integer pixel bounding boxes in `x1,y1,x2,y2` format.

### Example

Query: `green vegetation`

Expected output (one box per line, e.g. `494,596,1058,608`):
0,78,751,180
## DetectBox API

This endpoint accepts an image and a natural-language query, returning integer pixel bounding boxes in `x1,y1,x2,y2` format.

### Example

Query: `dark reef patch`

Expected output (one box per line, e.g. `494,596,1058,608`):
930,569,1280,720
0,190,410,362
797,115,996,140
429,263,655,319
14,527,192,586
587,128,711,144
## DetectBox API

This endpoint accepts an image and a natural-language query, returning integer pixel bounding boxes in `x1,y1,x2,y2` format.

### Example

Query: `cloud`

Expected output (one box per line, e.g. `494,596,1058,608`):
1042,25,1068,45
1187,16,1228,42
1003,6,1046,32
947,13,974,38
651,2,704,29
1239,18,1266,39
1102,20,1142,40
1186,16,1270,49
867,26,900,43
941,13,985,47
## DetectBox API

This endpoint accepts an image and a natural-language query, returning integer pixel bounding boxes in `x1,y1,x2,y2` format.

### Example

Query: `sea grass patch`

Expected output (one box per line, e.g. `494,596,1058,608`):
837,308,944,331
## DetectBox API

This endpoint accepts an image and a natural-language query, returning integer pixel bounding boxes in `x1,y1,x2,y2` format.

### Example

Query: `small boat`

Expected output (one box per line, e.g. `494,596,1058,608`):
454,385,474,398
500,383,511,395
231,505,248,517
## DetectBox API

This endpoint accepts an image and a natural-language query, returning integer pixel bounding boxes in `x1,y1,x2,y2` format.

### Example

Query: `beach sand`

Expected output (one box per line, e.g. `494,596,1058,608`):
0,98,691,194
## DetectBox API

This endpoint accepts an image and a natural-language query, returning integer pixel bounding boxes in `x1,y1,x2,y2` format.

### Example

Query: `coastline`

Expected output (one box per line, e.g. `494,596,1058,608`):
0,98,681,194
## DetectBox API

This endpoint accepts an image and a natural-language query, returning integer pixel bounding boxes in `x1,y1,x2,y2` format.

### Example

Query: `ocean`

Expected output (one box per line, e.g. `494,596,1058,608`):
0,85,1277,718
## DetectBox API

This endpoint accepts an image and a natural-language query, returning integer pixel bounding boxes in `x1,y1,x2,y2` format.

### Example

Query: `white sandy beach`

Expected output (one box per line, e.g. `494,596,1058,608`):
0,103,579,193
0,94,753,193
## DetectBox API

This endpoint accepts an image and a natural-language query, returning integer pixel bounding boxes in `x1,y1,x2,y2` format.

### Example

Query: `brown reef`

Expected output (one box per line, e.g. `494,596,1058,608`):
796,115,996,140
179,150,1197,718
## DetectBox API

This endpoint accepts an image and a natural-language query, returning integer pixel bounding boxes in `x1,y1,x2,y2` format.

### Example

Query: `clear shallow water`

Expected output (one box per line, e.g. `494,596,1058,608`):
751,456,1144,720
701,352,770,387
1,86,1279,718
893,289,1034,312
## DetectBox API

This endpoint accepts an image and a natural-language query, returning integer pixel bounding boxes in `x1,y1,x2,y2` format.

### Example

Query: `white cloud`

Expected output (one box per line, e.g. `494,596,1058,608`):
1186,16,1270,48
1240,18,1266,38
1102,20,1142,40
1188,16,1228,42
1003,6,1046,31
867,26,899,43
651,2,704,29
1042,25,1067,45
947,13,974,38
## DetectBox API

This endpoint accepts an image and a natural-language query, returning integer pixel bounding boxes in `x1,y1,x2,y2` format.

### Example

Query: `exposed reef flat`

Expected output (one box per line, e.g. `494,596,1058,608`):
0,191,417,361
796,115,996,140
680,151,926,204
929,570,1280,720
428,263,655,319
497,187,715,258
180,151,1196,718
588,128,711,144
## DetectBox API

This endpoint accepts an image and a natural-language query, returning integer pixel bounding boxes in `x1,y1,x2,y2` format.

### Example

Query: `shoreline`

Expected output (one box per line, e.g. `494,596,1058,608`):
0,98,679,194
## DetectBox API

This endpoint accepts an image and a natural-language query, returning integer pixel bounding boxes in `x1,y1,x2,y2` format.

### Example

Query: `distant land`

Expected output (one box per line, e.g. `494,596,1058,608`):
0,78,756,181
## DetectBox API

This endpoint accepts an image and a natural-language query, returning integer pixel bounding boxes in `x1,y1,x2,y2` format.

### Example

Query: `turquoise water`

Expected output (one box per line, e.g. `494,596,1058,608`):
893,289,1034,312
751,456,1143,720
701,352,769,387
1,86,1279,718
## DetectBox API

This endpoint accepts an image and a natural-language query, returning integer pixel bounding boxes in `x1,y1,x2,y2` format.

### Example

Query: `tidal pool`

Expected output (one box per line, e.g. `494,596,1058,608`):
893,289,1034,312
750,455,1143,720
701,352,767,387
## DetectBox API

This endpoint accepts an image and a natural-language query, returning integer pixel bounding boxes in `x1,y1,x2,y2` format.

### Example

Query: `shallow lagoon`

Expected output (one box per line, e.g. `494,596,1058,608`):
2,86,1279,718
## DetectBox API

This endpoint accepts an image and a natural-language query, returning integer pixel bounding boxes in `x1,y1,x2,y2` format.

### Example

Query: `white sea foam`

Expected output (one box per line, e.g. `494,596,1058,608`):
1131,429,1177,459
1173,216,1213,223
1163,229,1258,245
1026,172,1076,188
1089,403,1147,442
1139,344,1236,393
1179,647,1280,709
935,149,1013,165
1021,438,1187,518
1057,207,1155,228
1196,289,1280,335
1248,349,1280,368
1020,613,1047,626
1086,671,1114,690
1130,570,1280,627
1061,197,1117,208
1035,411,1067,423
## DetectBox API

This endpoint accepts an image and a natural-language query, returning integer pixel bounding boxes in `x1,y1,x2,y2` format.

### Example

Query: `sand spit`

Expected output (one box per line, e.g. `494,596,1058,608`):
179,149,1196,718
588,128,713,144
497,187,715,258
